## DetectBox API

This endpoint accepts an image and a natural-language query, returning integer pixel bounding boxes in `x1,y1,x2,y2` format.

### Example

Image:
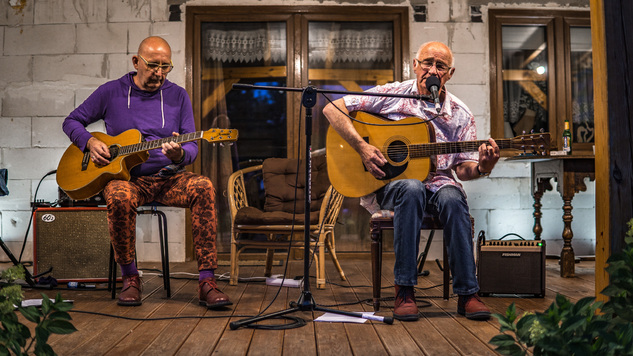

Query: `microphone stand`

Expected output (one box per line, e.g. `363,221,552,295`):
228,84,430,330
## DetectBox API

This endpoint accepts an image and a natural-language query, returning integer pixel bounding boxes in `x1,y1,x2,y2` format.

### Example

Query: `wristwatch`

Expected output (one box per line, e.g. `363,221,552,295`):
476,164,490,177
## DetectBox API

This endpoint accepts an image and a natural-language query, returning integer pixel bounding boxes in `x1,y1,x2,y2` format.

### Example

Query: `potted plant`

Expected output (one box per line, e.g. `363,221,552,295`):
490,219,633,355
0,265,77,355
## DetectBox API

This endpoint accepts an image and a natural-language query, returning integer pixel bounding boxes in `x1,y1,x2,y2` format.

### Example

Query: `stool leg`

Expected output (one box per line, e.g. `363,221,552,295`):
417,230,435,275
109,244,116,299
371,226,382,312
443,240,450,300
155,210,171,298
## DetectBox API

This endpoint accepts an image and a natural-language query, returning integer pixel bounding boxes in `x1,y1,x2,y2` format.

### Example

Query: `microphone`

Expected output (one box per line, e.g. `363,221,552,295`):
426,75,441,113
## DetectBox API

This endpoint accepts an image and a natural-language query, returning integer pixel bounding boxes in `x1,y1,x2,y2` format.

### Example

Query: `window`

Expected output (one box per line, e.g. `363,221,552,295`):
489,9,593,155
186,6,409,252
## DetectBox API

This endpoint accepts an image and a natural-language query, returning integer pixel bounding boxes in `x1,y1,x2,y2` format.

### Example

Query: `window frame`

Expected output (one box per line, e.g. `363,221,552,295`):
488,9,592,155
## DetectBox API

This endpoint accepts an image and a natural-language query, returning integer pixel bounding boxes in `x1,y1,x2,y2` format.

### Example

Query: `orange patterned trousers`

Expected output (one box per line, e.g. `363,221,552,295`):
103,171,218,270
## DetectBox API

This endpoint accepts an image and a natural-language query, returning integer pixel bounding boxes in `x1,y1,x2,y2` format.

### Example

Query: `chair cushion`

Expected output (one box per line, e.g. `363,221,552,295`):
234,206,315,225
260,155,328,224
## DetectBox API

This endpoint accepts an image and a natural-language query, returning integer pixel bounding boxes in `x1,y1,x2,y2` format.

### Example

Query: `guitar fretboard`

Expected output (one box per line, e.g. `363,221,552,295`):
119,131,205,156
410,139,515,157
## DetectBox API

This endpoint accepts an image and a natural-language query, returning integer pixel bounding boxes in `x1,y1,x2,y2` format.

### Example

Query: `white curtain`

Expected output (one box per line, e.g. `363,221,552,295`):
202,22,392,64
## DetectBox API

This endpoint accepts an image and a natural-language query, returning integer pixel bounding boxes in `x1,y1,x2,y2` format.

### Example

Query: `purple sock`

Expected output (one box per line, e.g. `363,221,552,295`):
120,261,138,276
199,269,214,281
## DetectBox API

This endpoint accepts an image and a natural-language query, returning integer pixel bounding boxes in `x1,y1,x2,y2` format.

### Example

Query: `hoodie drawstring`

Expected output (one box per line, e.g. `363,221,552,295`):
127,86,165,129
160,89,165,128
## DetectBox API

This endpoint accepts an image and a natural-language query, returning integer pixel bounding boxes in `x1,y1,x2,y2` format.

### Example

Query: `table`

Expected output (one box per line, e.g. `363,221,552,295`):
528,156,595,277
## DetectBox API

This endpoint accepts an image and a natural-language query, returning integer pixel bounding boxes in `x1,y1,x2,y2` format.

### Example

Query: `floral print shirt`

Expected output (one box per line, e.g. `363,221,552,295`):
342,79,478,213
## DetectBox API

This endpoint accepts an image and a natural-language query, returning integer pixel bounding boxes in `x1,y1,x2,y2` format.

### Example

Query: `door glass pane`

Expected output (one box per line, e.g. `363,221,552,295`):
200,21,287,165
501,25,549,138
308,21,395,251
570,26,593,144
199,21,287,250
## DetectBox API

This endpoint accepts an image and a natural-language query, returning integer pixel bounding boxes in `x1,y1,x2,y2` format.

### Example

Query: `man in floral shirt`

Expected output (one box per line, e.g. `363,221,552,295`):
323,41,500,321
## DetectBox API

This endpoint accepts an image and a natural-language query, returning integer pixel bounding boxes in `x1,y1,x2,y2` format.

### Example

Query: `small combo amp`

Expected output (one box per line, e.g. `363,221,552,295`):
33,207,116,282
477,238,546,297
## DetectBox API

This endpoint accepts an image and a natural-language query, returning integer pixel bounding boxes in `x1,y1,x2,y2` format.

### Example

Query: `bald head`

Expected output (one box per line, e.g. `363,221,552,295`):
138,36,171,57
132,36,172,92
416,41,454,67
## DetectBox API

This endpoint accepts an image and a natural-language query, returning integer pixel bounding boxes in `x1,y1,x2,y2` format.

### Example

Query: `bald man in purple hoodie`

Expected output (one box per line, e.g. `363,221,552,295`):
63,36,231,309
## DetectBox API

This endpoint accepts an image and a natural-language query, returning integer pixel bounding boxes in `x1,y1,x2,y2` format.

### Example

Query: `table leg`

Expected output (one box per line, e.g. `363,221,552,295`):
560,197,575,277
532,178,552,240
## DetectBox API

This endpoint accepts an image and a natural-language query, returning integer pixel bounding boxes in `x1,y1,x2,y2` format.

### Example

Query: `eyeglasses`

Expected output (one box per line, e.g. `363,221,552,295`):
415,59,451,74
138,54,174,74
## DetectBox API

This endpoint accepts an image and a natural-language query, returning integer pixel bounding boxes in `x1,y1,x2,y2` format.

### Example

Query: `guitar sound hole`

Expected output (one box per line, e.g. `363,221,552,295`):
386,140,408,164
378,140,408,180
109,146,119,161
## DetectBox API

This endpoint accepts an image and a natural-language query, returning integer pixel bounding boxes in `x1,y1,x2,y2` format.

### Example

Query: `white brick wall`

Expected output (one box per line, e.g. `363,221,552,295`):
0,0,594,266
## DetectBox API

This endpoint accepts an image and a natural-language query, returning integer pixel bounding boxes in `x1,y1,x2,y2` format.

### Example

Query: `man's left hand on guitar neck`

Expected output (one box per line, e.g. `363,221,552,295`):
162,132,185,163
456,138,500,180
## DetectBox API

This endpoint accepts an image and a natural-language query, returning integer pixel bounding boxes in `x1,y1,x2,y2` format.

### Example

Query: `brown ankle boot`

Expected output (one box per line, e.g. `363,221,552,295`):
199,277,232,309
457,293,490,320
118,274,142,306
393,285,419,321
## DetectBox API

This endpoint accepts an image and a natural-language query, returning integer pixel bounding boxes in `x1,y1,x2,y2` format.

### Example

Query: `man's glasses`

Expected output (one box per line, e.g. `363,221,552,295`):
138,54,174,74
415,59,451,74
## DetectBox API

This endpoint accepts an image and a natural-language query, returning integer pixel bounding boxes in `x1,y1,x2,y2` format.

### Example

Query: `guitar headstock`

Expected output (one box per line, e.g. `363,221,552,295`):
510,132,551,156
202,129,239,143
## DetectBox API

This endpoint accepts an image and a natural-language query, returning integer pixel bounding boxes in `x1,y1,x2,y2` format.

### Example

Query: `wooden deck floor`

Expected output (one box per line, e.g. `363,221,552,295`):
23,255,595,356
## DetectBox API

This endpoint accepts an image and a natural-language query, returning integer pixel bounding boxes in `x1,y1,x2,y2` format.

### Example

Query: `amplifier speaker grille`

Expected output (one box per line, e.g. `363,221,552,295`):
477,240,546,297
34,208,117,282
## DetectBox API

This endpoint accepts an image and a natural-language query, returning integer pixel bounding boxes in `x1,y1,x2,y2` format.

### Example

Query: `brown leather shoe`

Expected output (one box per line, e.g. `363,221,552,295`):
457,293,491,320
199,277,232,309
118,274,142,306
393,285,419,321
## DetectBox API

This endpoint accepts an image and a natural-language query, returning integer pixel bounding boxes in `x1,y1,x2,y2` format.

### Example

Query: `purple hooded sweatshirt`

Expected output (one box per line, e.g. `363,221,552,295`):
62,72,198,177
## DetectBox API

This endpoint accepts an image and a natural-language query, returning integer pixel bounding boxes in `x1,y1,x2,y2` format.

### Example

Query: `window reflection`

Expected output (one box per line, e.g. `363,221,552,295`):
501,25,549,138
570,27,594,144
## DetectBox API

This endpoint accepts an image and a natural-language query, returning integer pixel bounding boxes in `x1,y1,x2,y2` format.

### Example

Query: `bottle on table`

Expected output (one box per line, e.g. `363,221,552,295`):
562,119,572,155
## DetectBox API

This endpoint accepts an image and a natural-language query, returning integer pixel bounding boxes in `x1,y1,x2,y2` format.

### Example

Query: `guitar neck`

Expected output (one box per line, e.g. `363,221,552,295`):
119,131,205,156
410,139,513,157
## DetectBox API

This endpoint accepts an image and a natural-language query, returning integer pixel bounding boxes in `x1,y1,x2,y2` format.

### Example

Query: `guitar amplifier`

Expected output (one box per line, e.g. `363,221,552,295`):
33,207,117,282
477,239,546,297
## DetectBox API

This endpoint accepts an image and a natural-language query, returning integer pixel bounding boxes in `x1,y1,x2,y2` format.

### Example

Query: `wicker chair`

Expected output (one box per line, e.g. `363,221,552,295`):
227,155,346,289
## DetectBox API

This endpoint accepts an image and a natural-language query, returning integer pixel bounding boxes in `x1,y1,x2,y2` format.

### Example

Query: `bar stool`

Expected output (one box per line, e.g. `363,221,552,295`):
108,202,171,299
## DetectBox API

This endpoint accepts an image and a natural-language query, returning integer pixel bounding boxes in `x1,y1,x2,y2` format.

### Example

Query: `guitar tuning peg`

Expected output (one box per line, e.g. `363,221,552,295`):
540,128,545,133
530,129,534,134
522,130,526,135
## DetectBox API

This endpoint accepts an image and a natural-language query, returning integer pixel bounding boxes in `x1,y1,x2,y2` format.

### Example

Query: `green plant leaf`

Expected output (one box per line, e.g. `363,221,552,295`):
494,344,525,356
17,305,41,324
45,319,77,335
0,344,10,356
52,301,74,313
40,294,52,315
48,311,72,321
35,324,51,344
490,334,517,347
34,341,55,356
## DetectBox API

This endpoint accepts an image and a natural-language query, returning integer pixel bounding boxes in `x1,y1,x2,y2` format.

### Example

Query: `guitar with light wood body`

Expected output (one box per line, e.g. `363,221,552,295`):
57,128,238,200
326,111,550,198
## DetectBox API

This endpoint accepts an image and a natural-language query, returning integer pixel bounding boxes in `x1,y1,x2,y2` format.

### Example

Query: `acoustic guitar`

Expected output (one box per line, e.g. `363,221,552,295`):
326,111,550,198
57,128,238,201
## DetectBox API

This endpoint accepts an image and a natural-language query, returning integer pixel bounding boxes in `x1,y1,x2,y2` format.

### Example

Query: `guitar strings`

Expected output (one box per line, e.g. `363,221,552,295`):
320,93,548,156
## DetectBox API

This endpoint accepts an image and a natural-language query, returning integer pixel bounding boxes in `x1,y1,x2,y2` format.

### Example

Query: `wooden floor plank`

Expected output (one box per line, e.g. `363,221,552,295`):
17,255,596,356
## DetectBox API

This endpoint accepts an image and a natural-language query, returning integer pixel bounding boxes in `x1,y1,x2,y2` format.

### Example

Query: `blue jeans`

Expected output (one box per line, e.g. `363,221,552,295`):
376,179,479,295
